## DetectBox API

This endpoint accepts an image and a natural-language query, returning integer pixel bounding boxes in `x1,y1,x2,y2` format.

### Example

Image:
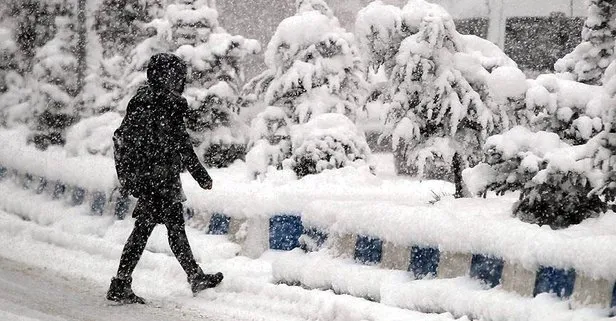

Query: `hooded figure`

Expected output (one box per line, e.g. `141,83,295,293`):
107,53,223,304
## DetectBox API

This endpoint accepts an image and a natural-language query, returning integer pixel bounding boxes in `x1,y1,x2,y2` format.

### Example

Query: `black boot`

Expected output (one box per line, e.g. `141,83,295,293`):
188,268,223,294
106,277,146,304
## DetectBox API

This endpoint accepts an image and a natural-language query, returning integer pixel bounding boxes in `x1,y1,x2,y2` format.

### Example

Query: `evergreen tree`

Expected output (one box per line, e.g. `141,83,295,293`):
93,0,166,58
384,0,518,195
8,0,72,72
555,0,616,85
168,0,260,167
244,0,371,178
29,15,80,149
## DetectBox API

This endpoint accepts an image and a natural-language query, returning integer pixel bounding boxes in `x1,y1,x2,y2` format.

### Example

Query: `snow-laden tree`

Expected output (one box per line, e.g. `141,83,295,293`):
355,1,404,79
166,0,260,167
93,0,167,57
555,0,616,85
244,0,371,178
0,27,34,128
245,106,292,179
0,27,17,94
384,0,524,196
119,18,173,112
29,15,80,149
8,0,72,72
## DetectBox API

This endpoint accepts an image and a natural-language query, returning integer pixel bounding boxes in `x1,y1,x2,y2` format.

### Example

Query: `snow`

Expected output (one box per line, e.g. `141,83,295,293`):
487,66,528,102
65,112,122,157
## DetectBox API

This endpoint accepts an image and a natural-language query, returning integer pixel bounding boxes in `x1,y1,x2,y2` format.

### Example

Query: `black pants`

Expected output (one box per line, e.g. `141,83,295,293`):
116,198,200,279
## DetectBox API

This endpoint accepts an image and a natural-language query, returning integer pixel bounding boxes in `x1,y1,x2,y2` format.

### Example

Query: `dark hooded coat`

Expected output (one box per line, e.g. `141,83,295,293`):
114,53,211,213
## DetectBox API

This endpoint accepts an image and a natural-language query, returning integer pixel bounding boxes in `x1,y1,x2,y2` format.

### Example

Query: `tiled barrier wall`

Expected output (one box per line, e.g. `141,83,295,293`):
1,164,615,310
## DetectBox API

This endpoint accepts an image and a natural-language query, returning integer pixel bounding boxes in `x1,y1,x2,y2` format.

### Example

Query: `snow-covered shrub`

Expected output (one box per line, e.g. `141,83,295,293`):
554,0,616,85
244,1,370,178
525,74,609,144
65,111,122,157
245,106,292,179
29,16,80,149
463,126,607,229
286,113,372,177
384,0,523,188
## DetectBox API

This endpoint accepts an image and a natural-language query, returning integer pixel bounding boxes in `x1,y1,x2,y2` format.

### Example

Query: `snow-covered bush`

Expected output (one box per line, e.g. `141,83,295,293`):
555,0,616,85
525,74,609,144
245,106,292,179
64,111,122,157
286,113,372,177
244,0,370,178
463,126,608,229
29,15,80,149
384,0,524,190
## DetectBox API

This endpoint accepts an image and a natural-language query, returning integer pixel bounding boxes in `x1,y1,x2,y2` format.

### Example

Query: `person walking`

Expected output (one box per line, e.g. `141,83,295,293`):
107,53,223,304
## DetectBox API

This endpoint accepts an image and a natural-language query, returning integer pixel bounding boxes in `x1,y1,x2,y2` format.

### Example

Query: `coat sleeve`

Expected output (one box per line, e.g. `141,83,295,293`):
176,100,212,186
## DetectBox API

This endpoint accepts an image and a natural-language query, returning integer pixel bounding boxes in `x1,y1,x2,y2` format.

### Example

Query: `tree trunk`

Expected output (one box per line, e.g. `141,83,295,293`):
76,0,87,94
453,151,465,198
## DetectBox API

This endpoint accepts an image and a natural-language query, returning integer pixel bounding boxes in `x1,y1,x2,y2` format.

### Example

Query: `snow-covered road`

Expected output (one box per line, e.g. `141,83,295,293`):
0,257,224,321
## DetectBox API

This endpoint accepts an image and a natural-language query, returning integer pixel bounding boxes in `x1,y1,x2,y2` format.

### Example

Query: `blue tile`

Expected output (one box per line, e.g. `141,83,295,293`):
354,235,382,265
410,246,440,278
269,215,303,251
300,227,328,251
90,191,106,216
71,187,86,206
52,182,66,199
114,195,131,220
208,213,230,235
470,254,504,288
533,266,576,298
611,282,616,309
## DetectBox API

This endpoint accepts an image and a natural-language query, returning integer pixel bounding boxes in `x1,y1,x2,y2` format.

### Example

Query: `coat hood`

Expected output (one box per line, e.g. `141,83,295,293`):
146,53,187,93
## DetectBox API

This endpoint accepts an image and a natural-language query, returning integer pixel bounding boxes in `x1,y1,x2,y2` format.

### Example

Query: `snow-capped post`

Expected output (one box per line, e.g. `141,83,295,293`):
383,0,523,197
244,0,371,179
29,15,80,149
555,0,616,85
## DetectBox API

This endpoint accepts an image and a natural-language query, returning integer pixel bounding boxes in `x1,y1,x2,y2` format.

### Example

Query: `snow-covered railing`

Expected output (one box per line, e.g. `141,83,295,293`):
1,129,615,314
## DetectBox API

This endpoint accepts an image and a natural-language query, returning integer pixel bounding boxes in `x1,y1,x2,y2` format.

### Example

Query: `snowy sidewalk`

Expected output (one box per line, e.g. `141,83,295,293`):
0,257,222,321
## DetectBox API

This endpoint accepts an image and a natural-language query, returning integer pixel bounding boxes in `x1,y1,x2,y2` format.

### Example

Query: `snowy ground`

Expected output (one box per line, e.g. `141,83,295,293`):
0,154,466,321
